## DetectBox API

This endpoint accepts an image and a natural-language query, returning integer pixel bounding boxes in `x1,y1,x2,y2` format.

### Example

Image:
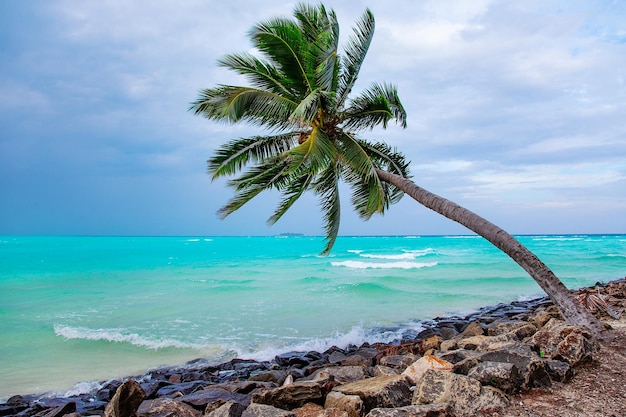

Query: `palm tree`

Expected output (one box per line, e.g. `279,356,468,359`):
191,3,606,337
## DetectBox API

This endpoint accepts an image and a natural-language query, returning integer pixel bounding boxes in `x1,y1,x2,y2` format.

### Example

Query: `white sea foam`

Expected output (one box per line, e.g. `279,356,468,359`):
360,253,417,260
62,381,104,398
531,236,585,241
331,260,437,269
53,325,206,350
240,323,424,362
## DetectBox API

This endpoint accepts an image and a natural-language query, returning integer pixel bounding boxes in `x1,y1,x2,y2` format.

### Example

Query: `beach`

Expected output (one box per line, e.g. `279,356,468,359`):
1,279,625,416
1,235,625,408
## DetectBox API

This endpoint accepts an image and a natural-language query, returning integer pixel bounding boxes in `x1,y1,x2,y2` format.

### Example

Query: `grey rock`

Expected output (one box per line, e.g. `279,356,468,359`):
241,403,295,417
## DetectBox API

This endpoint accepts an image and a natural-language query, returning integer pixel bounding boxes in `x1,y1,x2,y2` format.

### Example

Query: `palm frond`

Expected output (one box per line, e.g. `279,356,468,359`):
342,82,407,130
289,89,323,125
208,133,298,179
217,53,295,100
335,132,378,182
313,161,342,254
267,170,315,225
287,127,337,172
336,8,375,108
250,17,313,95
344,169,386,219
355,139,410,204
190,85,298,130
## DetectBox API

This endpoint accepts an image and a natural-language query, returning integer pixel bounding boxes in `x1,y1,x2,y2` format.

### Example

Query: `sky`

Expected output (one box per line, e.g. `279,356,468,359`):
1,0,625,237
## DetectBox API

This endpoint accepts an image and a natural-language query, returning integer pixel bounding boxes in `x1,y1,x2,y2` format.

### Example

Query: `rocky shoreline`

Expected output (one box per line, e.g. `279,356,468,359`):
2,278,625,417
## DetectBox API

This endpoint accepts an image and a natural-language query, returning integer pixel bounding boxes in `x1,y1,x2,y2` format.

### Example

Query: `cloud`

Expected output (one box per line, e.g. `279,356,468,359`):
0,0,625,236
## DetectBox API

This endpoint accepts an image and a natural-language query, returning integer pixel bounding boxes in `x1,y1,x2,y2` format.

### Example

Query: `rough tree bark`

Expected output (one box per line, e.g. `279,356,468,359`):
376,168,607,339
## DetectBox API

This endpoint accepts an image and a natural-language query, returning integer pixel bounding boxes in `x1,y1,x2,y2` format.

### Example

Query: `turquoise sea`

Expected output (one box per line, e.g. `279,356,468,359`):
1,234,625,399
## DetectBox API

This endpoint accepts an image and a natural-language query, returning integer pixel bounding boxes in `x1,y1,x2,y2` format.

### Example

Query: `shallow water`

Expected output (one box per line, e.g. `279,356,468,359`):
0,234,624,399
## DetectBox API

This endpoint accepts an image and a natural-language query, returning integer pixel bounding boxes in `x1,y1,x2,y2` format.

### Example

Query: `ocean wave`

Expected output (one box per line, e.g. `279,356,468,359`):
331,260,438,269
241,323,425,362
530,236,585,241
53,325,206,350
359,248,435,260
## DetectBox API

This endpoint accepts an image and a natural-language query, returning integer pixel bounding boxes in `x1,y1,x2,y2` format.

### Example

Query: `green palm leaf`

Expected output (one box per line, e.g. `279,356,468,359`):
343,82,407,130
336,8,375,108
208,133,297,179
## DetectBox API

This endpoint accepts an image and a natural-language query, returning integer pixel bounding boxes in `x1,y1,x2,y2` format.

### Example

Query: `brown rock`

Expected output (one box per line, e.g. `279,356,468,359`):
252,381,322,410
529,318,594,365
137,398,201,417
242,403,296,417
459,322,484,338
104,380,146,417
402,356,453,385
412,370,509,416
365,403,452,417
206,401,246,417
324,391,363,417
43,401,76,417
467,361,519,393
333,375,412,413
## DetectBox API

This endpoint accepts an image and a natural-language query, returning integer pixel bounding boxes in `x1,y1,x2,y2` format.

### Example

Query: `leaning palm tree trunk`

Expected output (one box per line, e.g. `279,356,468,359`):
376,169,607,338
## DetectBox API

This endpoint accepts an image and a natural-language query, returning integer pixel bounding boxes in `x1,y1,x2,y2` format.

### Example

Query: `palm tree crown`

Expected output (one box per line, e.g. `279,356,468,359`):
191,3,409,253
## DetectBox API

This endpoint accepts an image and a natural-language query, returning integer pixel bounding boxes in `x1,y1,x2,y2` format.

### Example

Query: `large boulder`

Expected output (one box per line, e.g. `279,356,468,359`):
332,375,412,413
324,391,364,417
104,379,146,417
308,366,368,383
137,398,201,417
402,356,453,385
412,370,509,416
242,403,296,417
528,319,594,365
179,386,250,410
467,361,519,393
365,403,452,417
477,344,551,390
252,381,323,410
206,401,246,417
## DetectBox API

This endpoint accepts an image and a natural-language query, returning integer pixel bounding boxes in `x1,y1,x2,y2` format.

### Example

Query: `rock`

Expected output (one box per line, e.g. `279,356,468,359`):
438,340,457,352
137,398,201,416
275,352,322,368
0,395,29,416
530,310,555,328
332,375,412,413
308,366,367,383
104,380,146,417
457,333,518,351
179,387,250,410
412,370,509,416
365,403,452,417
242,403,296,417
324,391,364,417
543,359,574,383
458,322,484,338
467,361,519,393
488,321,537,339
206,401,246,417
373,365,399,377
478,344,551,390
249,370,288,385
379,354,419,370
43,401,76,417
252,381,322,410
528,319,594,365
438,327,458,341
419,336,442,354
156,381,206,398
402,356,454,385
294,402,349,417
